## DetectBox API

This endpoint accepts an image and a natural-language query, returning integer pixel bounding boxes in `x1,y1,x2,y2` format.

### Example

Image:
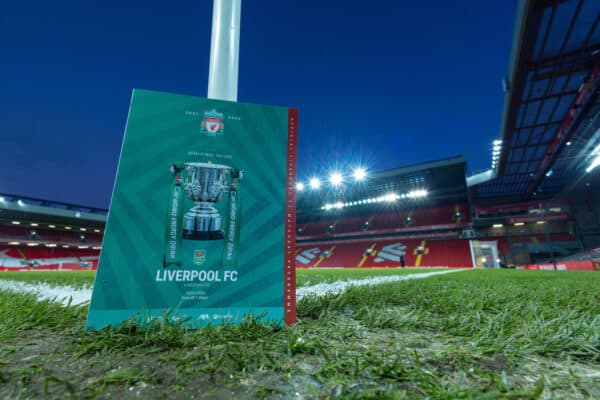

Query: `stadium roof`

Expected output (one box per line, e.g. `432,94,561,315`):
475,0,600,203
297,155,468,218
0,193,107,227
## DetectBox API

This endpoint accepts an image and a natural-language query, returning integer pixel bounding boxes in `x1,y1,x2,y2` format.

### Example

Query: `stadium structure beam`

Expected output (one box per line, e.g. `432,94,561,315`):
521,89,579,103
526,64,600,196
207,0,241,101
497,0,544,175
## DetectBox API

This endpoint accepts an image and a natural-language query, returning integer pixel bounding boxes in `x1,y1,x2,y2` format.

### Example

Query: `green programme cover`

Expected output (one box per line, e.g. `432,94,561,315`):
86,89,297,329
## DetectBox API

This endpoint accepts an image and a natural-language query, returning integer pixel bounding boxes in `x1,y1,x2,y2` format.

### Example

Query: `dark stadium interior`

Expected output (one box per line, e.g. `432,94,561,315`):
1,0,599,271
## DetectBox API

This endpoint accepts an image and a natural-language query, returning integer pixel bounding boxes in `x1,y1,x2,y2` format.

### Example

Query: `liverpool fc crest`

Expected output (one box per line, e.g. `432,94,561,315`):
201,109,224,136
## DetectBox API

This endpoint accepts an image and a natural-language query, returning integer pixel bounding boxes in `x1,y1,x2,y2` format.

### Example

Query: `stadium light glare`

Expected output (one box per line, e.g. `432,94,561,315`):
493,140,502,145
45,243,57,248
80,228,87,232
78,245,89,249
566,141,572,146
383,193,399,202
17,200,25,206
62,245,69,248
30,223,38,227
296,182,305,191
8,242,20,245
514,222,525,226
329,172,343,186
27,243,39,247
353,167,366,181
65,226,72,230
11,221,20,225
49,225,56,228
93,246,102,250
94,229,101,233
334,202,344,209
492,224,503,228
493,145,501,151
406,189,428,198
586,154,600,173
536,220,546,224
309,177,321,190
0,196,4,202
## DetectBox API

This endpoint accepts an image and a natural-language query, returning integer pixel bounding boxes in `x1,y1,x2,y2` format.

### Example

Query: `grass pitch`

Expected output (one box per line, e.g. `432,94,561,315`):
0,270,95,288
1,269,599,399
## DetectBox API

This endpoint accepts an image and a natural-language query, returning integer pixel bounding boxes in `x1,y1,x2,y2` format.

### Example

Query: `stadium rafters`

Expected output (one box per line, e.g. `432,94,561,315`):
475,0,600,203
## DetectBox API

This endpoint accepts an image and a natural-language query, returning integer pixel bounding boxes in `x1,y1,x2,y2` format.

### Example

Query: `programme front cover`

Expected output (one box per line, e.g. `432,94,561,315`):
86,89,297,329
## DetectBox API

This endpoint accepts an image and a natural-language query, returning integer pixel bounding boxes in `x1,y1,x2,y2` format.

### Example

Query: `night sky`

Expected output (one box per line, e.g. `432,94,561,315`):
1,0,517,209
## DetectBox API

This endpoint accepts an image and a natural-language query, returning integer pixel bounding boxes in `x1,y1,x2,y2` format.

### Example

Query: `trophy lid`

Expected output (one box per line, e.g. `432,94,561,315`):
185,162,232,170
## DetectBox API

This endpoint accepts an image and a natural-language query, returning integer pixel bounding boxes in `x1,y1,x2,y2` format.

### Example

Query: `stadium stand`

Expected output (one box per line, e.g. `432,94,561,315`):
296,238,473,268
0,193,105,271
2,2,600,273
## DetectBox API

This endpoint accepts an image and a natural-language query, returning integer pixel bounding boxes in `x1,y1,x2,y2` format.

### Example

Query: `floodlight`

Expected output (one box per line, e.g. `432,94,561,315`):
30,223,38,227
353,167,366,181
329,172,343,186
493,145,501,151
27,243,39,247
324,204,332,210
65,226,72,230
492,224,503,228
46,243,57,248
493,140,502,145
514,222,525,226
296,182,305,191
334,202,343,208
17,199,24,206
94,229,100,233
309,178,321,189
78,245,89,249
11,221,20,225
0,196,4,202
586,154,600,173
566,141,572,146
8,242,19,245
383,193,398,202
49,225,56,228
407,189,428,198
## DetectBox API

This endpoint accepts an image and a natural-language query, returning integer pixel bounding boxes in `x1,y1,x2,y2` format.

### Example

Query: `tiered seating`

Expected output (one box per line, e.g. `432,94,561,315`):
420,240,471,266
296,238,473,268
510,233,577,243
0,226,102,246
0,246,99,271
298,204,470,239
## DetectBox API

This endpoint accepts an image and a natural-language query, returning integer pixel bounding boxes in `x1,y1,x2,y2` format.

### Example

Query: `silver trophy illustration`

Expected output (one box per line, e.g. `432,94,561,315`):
182,162,234,240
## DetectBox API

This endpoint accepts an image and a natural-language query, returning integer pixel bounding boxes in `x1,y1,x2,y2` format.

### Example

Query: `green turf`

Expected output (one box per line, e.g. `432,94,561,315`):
0,269,599,399
0,271,95,288
297,267,447,286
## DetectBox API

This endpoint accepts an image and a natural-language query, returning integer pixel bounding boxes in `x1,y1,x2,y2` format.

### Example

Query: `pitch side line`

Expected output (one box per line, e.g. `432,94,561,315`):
0,269,467,307
296,268,466,300
0,280,92,306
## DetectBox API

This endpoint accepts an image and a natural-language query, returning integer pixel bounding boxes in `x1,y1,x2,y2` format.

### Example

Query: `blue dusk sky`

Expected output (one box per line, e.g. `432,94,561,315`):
1,0,517,208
